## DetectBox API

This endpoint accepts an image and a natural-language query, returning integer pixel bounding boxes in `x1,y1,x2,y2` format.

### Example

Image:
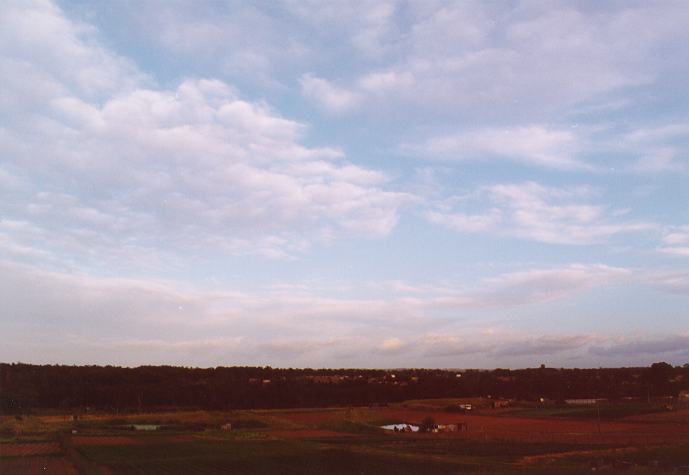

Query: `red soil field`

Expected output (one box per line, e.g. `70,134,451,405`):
375,408,689,444
157,434,200,443
272,409,347,425
0,442,61,457
70,435,140,446
621,407,689,423
0,456,78,475
264,429,353,439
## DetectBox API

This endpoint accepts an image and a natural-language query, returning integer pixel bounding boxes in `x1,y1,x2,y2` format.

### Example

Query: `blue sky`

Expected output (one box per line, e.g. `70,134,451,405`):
1,0,688,368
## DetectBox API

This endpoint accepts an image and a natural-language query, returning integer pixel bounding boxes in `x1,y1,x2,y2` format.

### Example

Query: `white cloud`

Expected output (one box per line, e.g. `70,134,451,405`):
415,126,585,169
427,182,653,245
289,2,689,119
300,74,363,113
418,264,631,312
124,0,308,86
624,123,689,173
358,70,415,95
658,247,689,257
0,1,410,265
426,209,501,233
661,226,689,245
374,337,409,355
284,0,400,57
0,0,145,102
479,264,631,306
656,226,689,258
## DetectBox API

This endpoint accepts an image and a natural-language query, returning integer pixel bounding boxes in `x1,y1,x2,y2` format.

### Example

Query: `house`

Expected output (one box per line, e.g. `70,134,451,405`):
221,423,232,431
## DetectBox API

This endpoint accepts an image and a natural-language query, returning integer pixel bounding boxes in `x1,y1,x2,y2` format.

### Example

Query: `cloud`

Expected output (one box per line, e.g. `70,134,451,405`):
416,264,631,313
0,1,410,265
422,335,490,357
373,337,410,355
300,74,363,113
644,269,689,295
374,263,631,310
0,0,146,103
624,123,689,173
415,126,586,170
659,247,689,257
590,335,689,358
284,0,400,58
423,333,597,359
655,226,689,258
478,264,631,307
287,2,689,120
0,260,638,366
114,0,309,87
422,332,689,365
494,335,595,357
427,182,653,245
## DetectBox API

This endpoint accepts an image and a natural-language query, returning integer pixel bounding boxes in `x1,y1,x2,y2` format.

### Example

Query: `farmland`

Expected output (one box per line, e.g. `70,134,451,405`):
2,400,688,473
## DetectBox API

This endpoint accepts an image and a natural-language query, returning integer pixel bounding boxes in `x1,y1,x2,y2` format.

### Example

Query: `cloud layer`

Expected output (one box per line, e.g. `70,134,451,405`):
1,1,409,264
1,1,687,368
426,182,652,245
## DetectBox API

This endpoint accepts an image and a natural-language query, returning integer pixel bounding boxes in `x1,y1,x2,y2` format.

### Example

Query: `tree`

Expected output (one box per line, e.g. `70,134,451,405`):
646,362,673,397
419,416,436,433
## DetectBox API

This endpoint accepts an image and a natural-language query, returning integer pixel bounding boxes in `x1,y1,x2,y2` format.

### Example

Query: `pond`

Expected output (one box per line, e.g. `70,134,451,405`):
381,423,419,432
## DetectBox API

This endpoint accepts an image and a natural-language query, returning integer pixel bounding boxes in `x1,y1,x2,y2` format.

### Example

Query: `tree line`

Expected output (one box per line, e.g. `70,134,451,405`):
1,362,686,413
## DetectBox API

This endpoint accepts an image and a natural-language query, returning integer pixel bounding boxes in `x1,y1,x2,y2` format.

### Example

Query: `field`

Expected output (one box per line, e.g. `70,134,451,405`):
2,400,688,473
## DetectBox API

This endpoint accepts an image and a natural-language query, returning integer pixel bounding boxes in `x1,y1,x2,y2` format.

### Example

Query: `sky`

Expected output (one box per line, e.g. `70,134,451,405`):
1,0,688,369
